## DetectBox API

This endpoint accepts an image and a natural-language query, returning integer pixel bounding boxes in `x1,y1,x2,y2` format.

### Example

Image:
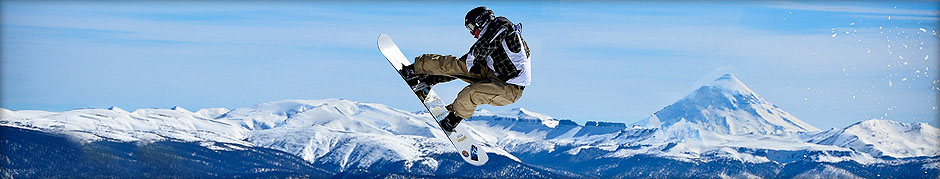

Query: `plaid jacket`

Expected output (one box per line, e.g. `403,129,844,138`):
463,17,531,86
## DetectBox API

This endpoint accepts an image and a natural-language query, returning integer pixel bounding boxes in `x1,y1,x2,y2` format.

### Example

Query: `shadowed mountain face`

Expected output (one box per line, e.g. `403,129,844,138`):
0,126,332,178
0,126,568,178
2,74,937,178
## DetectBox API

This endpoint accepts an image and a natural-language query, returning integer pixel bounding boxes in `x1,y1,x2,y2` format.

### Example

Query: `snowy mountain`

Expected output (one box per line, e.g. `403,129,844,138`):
1,99,558,177
808,119,940,158
636,74,819,135
227,99,467,171
455,74,937,177
473,108,560,128
2,74,937,178
602,74,851,162
0,106,249,145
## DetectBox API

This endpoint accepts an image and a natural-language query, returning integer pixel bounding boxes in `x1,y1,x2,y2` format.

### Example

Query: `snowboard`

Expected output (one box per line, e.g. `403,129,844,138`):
377,34,489,166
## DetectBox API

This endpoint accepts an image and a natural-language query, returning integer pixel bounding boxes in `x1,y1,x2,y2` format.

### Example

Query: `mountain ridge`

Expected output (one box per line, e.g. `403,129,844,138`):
2,74,937,178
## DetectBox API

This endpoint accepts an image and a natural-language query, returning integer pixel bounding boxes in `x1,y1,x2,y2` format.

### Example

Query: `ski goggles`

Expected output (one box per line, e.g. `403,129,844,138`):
465,22,476,33
466,22,483,38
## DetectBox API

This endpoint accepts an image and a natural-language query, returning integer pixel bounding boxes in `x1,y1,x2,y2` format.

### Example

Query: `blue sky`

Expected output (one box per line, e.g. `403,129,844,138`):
2,1,937,129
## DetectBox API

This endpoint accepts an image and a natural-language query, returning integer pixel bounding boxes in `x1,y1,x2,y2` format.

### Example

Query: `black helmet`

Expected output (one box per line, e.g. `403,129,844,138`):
464,6,494,37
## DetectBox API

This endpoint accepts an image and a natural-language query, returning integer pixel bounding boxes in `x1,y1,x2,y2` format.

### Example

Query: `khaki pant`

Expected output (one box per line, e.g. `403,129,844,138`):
414,54,524,119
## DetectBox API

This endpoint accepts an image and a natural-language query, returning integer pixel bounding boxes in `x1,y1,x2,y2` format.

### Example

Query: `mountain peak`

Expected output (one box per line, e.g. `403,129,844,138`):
108,106,128,113
648,73,819,135
704,73,755,95
509,108,553,120
171,106,190,112
473,108,559,128
716,73,738,81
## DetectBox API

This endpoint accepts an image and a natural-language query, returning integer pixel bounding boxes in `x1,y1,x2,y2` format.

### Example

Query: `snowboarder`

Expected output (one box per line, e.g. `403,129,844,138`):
399,6,531,132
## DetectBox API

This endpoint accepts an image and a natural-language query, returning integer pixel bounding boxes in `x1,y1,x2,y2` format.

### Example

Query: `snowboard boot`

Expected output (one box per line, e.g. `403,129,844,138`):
439,112,463,132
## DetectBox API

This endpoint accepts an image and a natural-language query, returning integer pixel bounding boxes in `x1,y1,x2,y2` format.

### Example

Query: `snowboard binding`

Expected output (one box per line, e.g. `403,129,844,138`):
439,112,463,132
399,65,458,101
399,65,423,87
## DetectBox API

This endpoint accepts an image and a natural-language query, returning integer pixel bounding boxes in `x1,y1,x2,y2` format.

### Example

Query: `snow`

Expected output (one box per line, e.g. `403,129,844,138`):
108,106,128,113
194,107,230,119
171,106,191,113
0,99,521,170
812,119,940,158
709,147,771,163
251,126,435,169
473,108,559,128
1,74,936,171
1,107,249,144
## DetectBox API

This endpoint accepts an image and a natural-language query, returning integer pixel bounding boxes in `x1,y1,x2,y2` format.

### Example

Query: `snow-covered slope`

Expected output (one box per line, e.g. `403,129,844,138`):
0,106,249,145
221,99,440,137
194,107,230,119
809,119,940,158
225,99,455,170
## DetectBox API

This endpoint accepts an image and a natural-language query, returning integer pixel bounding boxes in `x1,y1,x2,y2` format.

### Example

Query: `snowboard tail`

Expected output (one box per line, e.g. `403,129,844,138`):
377,34,489,166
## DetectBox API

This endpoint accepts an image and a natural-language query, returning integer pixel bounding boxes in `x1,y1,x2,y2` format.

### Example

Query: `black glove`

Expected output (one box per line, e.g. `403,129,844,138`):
469,64,482,74
470,57,488,74
423,75,456,86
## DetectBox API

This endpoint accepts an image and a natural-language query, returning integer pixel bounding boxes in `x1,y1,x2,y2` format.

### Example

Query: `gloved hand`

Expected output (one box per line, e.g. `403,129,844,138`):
469,64,483,74
469,57,487,74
